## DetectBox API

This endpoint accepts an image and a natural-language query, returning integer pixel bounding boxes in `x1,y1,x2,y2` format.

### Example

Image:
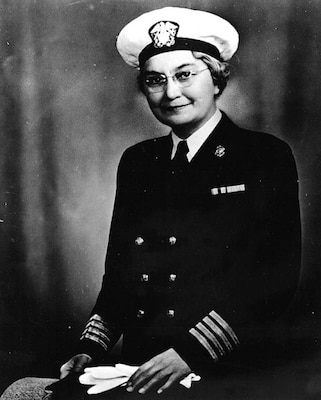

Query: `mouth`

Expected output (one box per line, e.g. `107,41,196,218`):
162,103,190,112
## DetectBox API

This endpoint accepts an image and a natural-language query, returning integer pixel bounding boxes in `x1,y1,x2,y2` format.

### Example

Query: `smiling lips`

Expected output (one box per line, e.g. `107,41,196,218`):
162,103,191,112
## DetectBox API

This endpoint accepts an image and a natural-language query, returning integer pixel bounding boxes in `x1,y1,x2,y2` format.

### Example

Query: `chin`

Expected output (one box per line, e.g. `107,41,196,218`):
158,114,194,128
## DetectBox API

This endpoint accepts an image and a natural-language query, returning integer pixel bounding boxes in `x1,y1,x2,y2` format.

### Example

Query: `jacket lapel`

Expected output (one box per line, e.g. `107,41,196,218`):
152,114,247,186
154,134,173,164
189,113,240,183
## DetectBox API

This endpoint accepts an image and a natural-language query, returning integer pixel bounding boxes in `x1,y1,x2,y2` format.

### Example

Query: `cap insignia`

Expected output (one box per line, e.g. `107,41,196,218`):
149,21,179,49
215,145,226,158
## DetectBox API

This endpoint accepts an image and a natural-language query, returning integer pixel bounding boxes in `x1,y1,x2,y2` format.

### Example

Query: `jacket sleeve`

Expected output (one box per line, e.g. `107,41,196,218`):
77,149,135,361
173,140,301,372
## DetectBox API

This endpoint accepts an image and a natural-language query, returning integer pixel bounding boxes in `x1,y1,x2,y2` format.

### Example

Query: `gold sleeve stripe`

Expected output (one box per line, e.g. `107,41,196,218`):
84,314,108,328
80,313,112,351
189,310,240,361
81,326,110,343
83,320,113,338
203,316,233,351
209,310,240,345
80,332,109,351
189,328,219,361
195,322,225,356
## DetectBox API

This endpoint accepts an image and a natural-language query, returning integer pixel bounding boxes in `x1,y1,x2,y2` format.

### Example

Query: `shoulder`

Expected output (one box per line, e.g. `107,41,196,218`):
247,129,292,155
125,135,169,154
124,135,171,155
221,113,295,163
119,135,170,165
217,113,298,184
223,113,290,150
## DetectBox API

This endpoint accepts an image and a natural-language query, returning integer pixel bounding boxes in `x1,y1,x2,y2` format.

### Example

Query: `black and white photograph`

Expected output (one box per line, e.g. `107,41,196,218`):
0,1,321,399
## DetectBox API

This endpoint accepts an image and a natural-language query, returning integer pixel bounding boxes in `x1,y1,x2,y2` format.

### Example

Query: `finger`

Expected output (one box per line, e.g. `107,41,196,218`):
60,355,91,379
137,370,170,394
73,360,86,373
128,358,156,385
156,373,179,394
127,369,156,392
127,362,160,392
60,369,68,379
60,362,72,379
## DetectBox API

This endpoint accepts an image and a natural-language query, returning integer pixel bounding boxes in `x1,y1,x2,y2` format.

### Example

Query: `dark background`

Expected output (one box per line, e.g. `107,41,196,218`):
0,0,321,395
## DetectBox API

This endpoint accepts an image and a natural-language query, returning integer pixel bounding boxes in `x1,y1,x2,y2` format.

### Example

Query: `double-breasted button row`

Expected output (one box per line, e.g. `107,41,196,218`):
135,237,144,246
140,273,177,282
166,309,175,318
134,236,177,245
136,309,175,318
141,274,149,282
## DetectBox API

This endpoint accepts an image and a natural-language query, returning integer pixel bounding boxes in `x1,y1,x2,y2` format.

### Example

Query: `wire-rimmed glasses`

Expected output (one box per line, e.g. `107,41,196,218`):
143,68,209,93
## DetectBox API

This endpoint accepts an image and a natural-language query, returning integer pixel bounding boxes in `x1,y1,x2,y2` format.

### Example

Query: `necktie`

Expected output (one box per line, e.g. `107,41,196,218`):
172,140,189,171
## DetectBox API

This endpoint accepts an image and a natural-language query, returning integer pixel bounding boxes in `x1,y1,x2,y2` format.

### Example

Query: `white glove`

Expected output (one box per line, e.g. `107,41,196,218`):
79,363,201,394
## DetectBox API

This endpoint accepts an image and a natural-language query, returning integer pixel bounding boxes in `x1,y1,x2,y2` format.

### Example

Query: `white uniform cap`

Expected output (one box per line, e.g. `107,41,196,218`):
116,7,239,68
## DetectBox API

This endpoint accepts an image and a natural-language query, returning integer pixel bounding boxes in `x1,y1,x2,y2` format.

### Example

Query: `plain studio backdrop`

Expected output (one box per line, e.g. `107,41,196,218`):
0,0,321,394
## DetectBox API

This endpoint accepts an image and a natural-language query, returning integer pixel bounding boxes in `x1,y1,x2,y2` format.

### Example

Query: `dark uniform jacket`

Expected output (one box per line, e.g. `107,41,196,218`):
79,113,301,374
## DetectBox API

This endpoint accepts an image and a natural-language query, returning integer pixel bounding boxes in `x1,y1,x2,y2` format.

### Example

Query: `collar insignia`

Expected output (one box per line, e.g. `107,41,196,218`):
215,145,226,158
149,21,179,49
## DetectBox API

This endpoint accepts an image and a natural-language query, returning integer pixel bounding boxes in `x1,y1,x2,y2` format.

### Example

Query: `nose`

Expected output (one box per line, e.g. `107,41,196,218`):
164,76,181,99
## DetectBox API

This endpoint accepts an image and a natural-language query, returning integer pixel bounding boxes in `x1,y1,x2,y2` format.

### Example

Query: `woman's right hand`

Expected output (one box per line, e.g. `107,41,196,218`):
60,353,93,379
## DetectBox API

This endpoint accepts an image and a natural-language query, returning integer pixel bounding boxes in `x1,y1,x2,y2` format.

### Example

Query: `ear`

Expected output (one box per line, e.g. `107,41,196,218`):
214,85,220,96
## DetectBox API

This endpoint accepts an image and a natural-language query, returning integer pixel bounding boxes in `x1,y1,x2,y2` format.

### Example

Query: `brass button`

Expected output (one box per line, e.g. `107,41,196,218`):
137,309,145,318
135,237,144,246
169,274,177,282
141,274,149,282
169,236,177,245
166,309,175,318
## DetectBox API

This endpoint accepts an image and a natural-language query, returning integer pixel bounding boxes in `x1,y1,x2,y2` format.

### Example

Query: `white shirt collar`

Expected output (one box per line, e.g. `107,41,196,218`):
171,109,222,161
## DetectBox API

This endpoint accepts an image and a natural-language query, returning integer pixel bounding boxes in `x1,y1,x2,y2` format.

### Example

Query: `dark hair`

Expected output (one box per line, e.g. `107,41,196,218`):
137,51,230,99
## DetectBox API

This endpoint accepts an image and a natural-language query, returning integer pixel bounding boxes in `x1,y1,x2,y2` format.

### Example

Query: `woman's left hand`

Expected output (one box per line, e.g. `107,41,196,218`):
126,348,191,394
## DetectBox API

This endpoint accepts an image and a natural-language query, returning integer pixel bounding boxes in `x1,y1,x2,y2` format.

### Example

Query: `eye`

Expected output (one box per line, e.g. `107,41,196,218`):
175,70,193,81
144,74,166,87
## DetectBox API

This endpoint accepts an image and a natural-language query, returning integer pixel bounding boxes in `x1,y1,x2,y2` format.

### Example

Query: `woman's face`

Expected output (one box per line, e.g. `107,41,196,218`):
143,50,219,138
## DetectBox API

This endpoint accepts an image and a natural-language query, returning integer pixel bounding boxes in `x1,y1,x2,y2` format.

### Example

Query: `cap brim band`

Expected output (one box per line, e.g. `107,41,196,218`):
139,37,221,68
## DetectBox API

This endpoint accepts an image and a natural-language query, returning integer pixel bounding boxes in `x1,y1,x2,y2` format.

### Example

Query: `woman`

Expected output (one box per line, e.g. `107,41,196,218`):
1,6,301,400
63,4,300,394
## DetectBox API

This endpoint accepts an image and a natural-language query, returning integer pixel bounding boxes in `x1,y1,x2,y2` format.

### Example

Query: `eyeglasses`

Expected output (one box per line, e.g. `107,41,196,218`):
143,68,209,93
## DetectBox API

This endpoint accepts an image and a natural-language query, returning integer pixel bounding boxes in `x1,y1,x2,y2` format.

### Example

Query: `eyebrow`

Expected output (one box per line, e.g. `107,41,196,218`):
144,63,197,74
